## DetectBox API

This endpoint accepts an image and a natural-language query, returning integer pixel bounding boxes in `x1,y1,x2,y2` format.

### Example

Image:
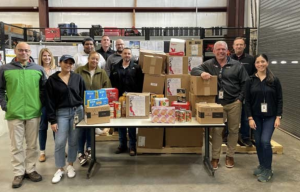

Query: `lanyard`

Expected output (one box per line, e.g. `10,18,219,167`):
257,74,267,103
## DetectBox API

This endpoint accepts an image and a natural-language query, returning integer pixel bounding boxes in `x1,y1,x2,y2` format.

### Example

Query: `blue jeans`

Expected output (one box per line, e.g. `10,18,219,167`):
118,127,136,149
240,104,251,140
253,116,276,170
54,106,83,168
39,106,55,151
78,128,91,154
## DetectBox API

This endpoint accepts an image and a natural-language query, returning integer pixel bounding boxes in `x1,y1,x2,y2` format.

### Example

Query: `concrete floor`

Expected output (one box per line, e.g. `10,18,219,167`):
0,129,299,192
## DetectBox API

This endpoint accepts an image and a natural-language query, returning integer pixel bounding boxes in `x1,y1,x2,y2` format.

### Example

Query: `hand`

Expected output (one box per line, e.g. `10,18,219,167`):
201,72,212,80
236,100,241,103
274,118,280,128
249,119,256,130
51,124,58,132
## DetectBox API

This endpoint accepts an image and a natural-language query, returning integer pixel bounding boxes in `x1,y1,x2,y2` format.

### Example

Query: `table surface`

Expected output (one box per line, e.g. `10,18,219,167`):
77,117,225,128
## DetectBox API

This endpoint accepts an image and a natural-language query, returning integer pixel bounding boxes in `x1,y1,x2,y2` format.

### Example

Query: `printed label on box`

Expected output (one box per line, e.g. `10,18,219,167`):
150,83,158,86
188,57,202,74
138,136,146,147
129,96,146,116
166,78,181,96
169,57,183,74
191,45,198,56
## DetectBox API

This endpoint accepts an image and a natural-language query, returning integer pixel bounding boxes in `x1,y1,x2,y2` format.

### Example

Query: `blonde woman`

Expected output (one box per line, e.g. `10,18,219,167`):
38,48,57,162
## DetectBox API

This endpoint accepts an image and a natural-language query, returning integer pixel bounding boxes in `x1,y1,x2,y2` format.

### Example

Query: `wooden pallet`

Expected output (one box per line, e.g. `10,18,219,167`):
137,147,202,154
95,133,119,141
220,140,283,155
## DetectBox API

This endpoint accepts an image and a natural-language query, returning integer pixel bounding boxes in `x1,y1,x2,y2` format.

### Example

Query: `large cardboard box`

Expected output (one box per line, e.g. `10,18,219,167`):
169,38,185,56
143,55,163,74
167,56,188,74
11,24,26,34
196,103,224,124
139,50,167,72
126,92,150,119
84,105,110,125
137,128,164,149
165,74,190,103
186,39,203,56
143,74,165,94
165,128,203,147
189,92,216,117
190,76,218,96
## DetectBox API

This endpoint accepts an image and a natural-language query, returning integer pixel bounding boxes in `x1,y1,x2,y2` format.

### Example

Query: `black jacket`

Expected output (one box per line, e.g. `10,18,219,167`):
97,47,115,61
245,74,283,118
231,53,255,76
191,57,249,105
110,59,144,97
45,71,86,124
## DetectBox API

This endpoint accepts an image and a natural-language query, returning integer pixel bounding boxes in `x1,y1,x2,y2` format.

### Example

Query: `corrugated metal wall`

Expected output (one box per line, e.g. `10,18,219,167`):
258,0,300,137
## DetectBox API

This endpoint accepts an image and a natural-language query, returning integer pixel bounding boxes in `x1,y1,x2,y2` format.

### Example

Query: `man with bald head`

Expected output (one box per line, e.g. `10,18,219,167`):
191,41,248,170
104,39,126,76
0,42,47,188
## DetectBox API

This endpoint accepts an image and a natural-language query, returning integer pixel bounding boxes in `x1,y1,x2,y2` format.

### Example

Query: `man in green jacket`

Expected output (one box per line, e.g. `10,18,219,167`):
0,42,47,188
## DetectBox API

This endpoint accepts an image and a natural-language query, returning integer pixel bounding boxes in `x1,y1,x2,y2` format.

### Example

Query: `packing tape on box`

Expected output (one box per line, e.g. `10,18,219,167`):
150,66,155,74
204,87,210,96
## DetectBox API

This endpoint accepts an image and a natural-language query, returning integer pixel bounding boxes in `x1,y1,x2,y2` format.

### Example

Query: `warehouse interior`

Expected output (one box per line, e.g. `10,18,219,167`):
0,0,300,191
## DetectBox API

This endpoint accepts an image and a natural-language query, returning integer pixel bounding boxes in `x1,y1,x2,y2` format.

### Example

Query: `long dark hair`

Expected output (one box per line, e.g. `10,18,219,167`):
255,53,275,85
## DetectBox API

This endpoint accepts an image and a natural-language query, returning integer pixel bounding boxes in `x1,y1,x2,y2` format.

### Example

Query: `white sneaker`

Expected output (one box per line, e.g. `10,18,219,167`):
95,128,104,135
52,169,64,184
66,165,76,178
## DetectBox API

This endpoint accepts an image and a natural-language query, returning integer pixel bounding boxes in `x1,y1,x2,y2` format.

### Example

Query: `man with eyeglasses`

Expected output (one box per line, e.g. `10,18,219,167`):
0,42,47,188
191,41,248,170
74,37,106,70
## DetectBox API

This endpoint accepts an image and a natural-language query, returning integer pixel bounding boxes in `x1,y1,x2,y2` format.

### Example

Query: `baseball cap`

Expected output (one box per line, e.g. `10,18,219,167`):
59,55,75,64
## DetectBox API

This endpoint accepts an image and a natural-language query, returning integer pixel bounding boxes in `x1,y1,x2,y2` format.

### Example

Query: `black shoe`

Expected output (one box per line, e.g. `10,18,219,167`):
129,148,136,156
115,146,128,154
242,138,253,147
25,171,42,182
12,175,25,188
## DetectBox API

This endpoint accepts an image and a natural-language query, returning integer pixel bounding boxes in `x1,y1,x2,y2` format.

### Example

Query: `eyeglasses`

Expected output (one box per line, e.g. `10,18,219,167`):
116,44,124,46
18,49,31,53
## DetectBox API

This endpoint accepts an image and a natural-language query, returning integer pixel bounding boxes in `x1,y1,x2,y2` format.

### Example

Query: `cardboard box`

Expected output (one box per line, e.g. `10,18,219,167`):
186,39,203,56
196,103,224,124
143,55,163,74
84,105,110,125
139,50,167,71
188,56,203,74
143,74,165,94
165,128,203,147
169,38,185,56
190,76,217,96
167,56,188,74
126,92,150,119
189,92,216,117
165,74,190,103
137,128,164,149
11,24,26,34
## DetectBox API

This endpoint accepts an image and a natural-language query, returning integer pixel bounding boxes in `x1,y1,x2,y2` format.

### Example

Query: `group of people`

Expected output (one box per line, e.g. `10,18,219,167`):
0,35,282,188
191,37,282,183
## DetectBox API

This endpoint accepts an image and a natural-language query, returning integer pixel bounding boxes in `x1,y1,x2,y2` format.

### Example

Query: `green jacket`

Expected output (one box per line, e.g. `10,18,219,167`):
74,64,112,90
0,59,47,120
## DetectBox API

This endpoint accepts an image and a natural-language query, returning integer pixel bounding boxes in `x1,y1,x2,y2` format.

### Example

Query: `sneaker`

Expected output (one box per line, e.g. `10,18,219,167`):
66,165,76,178
211,159,219,170
85,149,91,160
225,156,234,168
25,171,42,182
78,154,88,166
52,169,64,184
39,154,46,162
239,138,253,147
115,146,128,154
95,128,104,135
253,165,265,176
129,148,136,156
12,175,25,188
258,169,273,182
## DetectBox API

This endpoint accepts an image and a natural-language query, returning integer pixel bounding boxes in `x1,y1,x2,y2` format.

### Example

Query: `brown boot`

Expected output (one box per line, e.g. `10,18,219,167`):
211,159,219,170
12,175,25,188
39,154,46,162
25,171,42,182
225,156,234,168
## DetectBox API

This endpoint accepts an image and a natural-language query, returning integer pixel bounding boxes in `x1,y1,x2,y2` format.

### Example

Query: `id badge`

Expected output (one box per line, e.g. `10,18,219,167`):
218,90,224,99
261,103,268,113
73,114,79,130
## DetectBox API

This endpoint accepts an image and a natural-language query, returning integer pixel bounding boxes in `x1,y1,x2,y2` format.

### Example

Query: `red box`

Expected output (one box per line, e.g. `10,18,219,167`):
45,28,60,41
171,101,190,110
104,27,120,36
103,88,119,103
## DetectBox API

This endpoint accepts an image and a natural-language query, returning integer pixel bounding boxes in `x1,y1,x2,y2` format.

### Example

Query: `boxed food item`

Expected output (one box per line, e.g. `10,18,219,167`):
87,98,109,107
143,55,163,74
165,74,190,103
84,90,96,106
97,89,107,98
139,50,167,71
143,74,165,94
103,88,119,103
126,92,150,119
137,128,164,149
190,76,218,96
171,101,190,110
177,88,186,102
189,92,216,116
186,39,203,56
196,103,224,124
165,128,203,147
188,56,203,74
84,104,110,124
154,98,169,106
150,94,164,109
167,56,188,74
151,106,175,124
169,38,185,56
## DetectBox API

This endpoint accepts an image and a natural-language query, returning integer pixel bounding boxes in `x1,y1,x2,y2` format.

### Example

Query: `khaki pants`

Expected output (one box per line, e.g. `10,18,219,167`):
212,100,242,159
7,118,40,176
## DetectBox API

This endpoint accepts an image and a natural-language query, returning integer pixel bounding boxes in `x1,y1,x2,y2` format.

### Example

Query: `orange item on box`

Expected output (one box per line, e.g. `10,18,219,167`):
151,106,175,124
171,101,190,110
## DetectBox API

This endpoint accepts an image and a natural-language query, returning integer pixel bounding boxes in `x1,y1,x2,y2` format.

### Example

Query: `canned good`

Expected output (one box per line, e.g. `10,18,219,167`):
186,110,192,122
179,110,186,122
175,110,180,121
109,103,115,118
114,101,121,118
